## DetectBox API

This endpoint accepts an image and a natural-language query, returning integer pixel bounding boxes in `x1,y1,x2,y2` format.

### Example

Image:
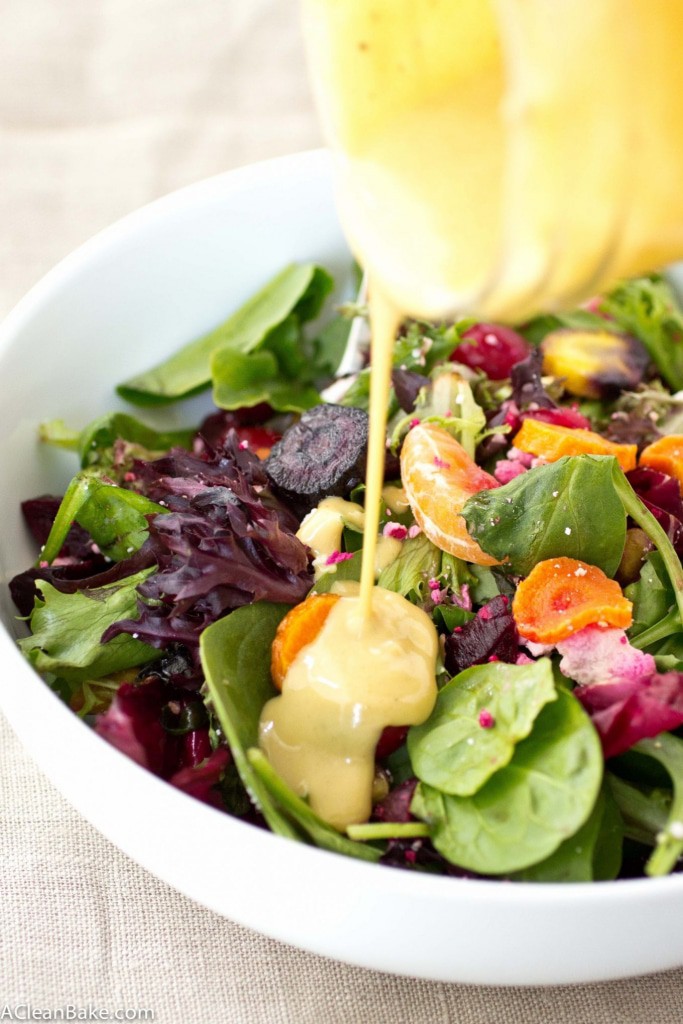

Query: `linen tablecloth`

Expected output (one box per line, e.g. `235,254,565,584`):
1,3,682,1020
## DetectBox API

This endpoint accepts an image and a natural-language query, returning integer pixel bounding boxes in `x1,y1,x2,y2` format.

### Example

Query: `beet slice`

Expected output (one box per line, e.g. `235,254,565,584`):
265,404,369,513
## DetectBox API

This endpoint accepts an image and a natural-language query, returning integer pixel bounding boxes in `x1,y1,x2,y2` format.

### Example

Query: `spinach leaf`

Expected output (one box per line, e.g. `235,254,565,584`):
432,605,475,632
411,689,603,874
462,455,627,577
599,275,683,391
610,464,683,631
312,312,354,378
408,659,556,796
199,603,301,840
511,785,623,882
19,569,160,682
211,313,322,414
40,472,166,563
117,263,333,406
200,605,381,861
81,413,193,468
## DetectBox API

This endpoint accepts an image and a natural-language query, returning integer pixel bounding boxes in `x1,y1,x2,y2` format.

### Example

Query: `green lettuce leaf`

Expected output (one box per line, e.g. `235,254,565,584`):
599,275,683,391
19,569,160,682
40,471,166,564
40,412,194,469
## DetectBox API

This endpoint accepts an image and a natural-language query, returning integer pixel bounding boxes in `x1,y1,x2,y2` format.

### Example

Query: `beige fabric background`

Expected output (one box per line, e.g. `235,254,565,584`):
1,2,682,1021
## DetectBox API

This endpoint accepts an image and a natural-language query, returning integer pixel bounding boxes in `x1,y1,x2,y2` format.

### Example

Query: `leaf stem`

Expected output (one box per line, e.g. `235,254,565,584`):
247,748,382,862
346,822,430,841
630,608,682,650
612,465,683,628
635,734,683,876
39,474,97,565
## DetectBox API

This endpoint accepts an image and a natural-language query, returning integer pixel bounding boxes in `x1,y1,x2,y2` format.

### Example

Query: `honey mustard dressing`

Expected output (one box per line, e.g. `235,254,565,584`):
258,583,438,829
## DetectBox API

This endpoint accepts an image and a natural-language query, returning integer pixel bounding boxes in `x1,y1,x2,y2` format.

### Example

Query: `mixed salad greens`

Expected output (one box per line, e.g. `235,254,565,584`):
12,263,683,882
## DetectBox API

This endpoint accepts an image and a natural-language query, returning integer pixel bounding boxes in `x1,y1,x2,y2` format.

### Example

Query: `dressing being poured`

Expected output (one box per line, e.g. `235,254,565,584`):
302,0,683,322
259,0,683,829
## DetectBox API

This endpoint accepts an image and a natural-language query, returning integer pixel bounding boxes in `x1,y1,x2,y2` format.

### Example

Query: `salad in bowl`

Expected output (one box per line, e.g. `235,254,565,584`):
11,243,683,886
3,151,683,983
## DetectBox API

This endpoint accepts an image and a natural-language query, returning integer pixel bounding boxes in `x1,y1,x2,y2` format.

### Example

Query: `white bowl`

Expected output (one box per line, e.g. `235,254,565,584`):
1,149,682,986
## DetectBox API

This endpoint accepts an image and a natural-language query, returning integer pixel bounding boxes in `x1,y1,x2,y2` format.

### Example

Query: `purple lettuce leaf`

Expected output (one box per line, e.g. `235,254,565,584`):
510,349,557,410
603,412,662,451
10,495,112,615
102,434,312,678
10,547,155,618
391,368,429,413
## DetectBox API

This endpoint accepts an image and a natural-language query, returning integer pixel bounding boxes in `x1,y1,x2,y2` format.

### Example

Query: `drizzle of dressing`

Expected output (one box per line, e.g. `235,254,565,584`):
259,583,438,829
358,287,402,617
259,290,433,830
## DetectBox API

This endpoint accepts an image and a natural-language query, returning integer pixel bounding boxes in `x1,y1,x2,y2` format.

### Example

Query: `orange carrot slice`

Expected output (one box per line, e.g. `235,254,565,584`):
271,593,340,690
400,422,500,565
640,435,683,492
512,556,632,644
513,419,637,472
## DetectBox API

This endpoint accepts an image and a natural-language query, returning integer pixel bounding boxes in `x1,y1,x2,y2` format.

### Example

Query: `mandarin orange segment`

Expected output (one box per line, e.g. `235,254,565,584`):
639,435,683,492
271,593,340,690
513,419,637,472
400,422,500,565
512,556,632,644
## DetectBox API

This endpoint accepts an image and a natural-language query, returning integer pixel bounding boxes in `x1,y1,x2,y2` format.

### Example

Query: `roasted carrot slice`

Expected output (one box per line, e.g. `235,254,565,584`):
640,435,683,492
271,593,340,690
400,422,500,565
513,419,637,472
512,556,632,644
